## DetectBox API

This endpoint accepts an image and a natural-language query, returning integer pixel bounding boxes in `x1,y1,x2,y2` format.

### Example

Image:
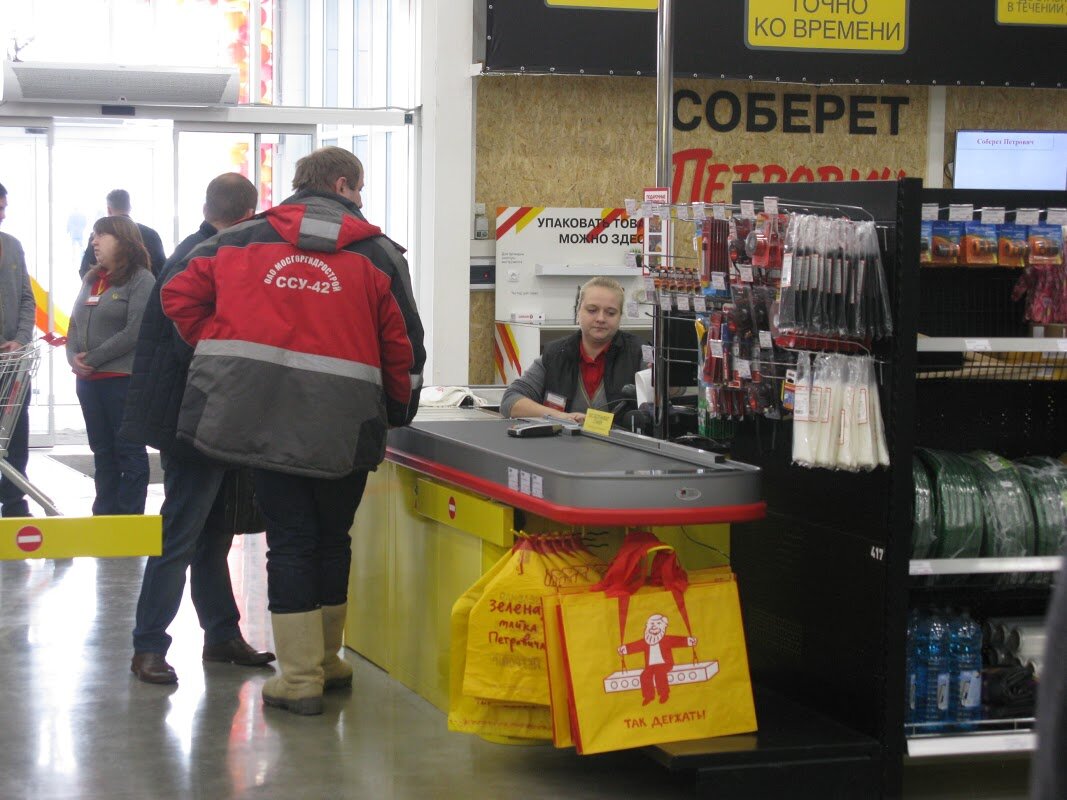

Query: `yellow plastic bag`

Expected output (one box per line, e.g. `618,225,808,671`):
448,541,553,739
558,531,757,754
463,537,554,705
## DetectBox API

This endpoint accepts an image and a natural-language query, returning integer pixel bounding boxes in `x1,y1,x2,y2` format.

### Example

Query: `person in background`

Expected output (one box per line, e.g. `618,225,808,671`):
501,276,644,424
80,189,166,278
121,173,274,685
67,216,154,516
67,209,87,253
1031,556,1067,799
0,182,38,517
161,146,425,715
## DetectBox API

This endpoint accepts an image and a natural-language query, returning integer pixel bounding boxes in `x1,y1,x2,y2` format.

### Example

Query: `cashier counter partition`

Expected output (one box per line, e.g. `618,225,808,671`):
343,394,879,796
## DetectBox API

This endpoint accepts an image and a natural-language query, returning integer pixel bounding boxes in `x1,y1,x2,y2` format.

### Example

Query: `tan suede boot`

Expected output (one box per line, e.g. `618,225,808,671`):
262,609,325,716
321,603,354,691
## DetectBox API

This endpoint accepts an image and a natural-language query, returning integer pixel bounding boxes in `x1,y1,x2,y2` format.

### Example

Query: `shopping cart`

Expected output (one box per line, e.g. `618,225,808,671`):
0,341,59,517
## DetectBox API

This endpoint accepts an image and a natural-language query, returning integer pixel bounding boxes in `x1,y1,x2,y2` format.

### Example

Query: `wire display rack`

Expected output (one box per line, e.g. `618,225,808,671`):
0,342,59,516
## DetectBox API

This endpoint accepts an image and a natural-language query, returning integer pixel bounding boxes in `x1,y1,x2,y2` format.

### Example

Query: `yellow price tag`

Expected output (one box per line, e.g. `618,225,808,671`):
582,408,615,436
996,0,1067,26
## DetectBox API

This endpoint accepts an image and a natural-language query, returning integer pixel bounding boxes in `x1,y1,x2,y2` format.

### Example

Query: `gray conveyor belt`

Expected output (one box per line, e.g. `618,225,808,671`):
387,414,763,521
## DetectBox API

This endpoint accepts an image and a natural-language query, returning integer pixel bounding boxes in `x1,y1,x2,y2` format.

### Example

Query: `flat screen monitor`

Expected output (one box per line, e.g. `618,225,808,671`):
953,130,1067,191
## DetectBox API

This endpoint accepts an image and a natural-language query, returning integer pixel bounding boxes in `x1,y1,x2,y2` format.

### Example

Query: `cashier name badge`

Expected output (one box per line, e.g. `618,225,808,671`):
545,392,567,411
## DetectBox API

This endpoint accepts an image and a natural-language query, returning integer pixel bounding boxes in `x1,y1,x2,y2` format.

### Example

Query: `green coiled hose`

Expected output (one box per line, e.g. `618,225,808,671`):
912,457,936,559
1015,456,1067,557
963,452,1035,558
916,448,983,559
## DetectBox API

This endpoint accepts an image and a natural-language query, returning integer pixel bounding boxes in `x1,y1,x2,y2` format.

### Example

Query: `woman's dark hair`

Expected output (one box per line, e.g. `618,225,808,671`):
91,216,150,286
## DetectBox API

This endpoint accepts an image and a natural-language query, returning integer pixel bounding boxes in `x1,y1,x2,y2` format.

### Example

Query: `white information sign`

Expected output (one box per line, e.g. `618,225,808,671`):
494,206,647,326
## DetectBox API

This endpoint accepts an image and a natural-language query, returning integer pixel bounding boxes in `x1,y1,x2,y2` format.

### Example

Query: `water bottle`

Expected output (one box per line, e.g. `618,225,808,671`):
951,610,983,730
905,608,926,725
923,612,953,731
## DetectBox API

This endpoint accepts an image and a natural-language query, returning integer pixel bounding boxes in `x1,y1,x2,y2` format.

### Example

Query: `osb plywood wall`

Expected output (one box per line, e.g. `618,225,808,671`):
469,76,1063,383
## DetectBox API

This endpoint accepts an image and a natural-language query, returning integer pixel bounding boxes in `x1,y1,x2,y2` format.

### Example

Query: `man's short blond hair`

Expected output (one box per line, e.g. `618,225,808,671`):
292,146,363,194
579,276,625,309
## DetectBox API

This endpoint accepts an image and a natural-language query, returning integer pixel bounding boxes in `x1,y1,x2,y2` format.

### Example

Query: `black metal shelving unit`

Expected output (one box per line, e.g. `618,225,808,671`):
650,181,1065,796
904,187,1066,761
649,179,920,797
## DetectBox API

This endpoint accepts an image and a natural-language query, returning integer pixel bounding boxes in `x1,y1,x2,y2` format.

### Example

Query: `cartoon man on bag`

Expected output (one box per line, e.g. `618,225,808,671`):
618,614,697,705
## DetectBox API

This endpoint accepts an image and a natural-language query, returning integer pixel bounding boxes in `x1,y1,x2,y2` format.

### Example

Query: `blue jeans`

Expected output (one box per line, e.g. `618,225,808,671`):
253,468,368,613
0,378,30,517
132,450,241,655
76,377,148,515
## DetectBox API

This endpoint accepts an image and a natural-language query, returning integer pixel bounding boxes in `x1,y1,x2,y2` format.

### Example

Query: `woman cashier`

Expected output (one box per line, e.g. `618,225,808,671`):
500,277,644,424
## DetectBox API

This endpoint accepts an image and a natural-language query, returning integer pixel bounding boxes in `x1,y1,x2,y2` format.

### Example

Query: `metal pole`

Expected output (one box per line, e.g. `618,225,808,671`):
653,0,674,440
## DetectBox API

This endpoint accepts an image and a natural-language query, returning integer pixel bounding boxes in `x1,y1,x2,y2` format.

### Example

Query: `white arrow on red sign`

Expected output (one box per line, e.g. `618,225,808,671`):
448,497,457,520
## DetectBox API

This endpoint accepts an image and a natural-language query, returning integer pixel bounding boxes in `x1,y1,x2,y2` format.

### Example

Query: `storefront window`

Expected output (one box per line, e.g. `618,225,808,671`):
1,0,411,111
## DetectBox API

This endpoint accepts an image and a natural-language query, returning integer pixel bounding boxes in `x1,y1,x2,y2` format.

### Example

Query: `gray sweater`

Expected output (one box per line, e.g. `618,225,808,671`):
0,232,36,345
66,268,154,376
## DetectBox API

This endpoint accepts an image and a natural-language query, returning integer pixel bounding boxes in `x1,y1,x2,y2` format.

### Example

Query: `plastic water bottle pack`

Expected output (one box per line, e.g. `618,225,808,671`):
906,607,985,733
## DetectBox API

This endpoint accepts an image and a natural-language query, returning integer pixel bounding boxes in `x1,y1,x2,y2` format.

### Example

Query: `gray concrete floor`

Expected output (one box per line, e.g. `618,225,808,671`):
0,448,1033,799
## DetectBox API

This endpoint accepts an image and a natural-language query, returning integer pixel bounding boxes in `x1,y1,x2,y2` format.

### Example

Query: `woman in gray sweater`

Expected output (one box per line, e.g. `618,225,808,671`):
67,216,155,515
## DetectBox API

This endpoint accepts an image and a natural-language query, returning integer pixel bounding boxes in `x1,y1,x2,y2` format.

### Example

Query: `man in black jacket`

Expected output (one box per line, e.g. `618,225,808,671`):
1032,558,1067,799
501,277,644,423
79,189,167,278
121,173,273,684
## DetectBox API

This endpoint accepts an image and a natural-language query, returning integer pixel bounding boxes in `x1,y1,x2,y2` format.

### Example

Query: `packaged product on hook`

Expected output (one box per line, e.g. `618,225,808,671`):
856,221,894,339
813,353,846,468
777,213,803,334
791,351,815,466
855,356,881,469
837,355,862,471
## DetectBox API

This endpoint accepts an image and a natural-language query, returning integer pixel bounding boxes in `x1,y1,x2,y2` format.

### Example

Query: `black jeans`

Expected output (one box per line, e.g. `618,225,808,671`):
76,376,149,515
0,377,30,516
132,450,239,654
253,467,369,613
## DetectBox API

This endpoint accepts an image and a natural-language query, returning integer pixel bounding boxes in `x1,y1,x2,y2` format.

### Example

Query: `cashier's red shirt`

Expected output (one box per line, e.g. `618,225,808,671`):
578,342,607,401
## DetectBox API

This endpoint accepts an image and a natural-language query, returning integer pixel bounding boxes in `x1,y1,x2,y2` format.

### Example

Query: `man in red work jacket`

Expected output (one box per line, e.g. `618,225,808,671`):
161,146,425,716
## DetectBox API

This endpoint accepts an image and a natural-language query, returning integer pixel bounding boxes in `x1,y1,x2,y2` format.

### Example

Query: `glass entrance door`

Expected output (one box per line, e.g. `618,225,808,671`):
0,121,56,447
174,124,315,237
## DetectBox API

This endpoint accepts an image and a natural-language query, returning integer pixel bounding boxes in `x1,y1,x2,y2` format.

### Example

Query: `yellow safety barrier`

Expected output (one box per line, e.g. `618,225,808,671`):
0,515,162,560
413,477,514,547
31,276,70,339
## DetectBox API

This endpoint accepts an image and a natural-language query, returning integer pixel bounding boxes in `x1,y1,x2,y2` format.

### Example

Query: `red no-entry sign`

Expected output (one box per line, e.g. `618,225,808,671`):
448,497,457,519
16,526,43,553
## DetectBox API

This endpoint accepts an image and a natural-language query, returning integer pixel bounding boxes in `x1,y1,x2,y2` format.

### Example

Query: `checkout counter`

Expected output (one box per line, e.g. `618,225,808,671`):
344,398,765,712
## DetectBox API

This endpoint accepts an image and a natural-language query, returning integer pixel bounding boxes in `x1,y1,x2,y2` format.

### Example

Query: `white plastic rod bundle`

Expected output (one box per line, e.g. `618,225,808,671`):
813,353,845,468
792,352,816,465
791,353,889,471
862,356,890,468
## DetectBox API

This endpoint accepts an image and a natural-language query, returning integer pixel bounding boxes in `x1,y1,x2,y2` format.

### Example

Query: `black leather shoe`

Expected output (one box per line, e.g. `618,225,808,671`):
131,652,178,684
203,637,276,666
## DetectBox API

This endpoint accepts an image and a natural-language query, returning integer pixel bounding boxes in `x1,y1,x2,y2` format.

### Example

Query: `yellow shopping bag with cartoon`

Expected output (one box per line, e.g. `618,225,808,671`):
558,531,757,754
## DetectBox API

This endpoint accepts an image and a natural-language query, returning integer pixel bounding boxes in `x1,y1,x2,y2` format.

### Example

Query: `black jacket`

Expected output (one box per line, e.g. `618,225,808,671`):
118,221,216,457
80,219,167,278
541,331,644,413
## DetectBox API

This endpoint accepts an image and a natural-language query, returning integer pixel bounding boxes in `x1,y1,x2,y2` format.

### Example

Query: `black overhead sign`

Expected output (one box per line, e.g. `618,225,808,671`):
484,0,1067,88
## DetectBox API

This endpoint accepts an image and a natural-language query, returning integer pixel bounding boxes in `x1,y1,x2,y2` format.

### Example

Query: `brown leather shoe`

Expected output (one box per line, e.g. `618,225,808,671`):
203,637,276,666
131,652,178,684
